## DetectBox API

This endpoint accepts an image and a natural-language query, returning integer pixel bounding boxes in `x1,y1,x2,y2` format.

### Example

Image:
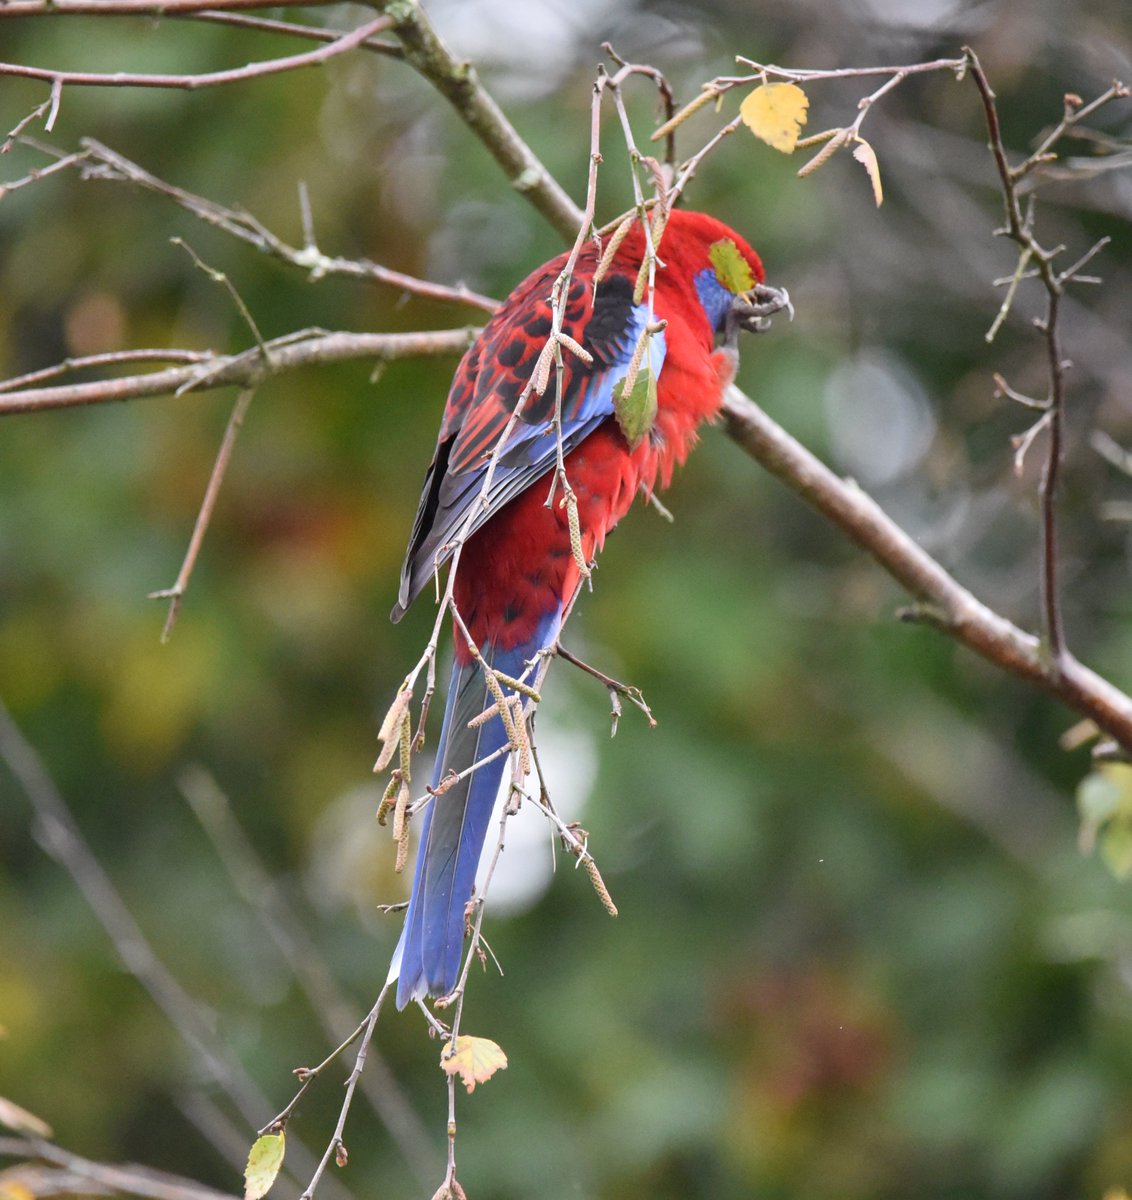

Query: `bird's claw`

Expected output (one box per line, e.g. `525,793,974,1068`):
731,283,794,333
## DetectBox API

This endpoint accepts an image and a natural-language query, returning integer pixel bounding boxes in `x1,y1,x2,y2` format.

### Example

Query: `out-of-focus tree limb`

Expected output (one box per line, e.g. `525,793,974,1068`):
0,1135,236,1200
379,0,585,242
721,384,1132,751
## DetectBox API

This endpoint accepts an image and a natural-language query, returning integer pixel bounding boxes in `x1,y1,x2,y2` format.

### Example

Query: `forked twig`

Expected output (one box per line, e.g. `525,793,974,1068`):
149,388,255,641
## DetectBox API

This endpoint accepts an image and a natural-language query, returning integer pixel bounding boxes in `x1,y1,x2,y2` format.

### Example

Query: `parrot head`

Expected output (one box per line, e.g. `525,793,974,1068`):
655,211,791,347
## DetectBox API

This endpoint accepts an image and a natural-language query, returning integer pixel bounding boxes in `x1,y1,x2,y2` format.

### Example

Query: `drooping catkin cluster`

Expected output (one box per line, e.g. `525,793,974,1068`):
375,684,414,872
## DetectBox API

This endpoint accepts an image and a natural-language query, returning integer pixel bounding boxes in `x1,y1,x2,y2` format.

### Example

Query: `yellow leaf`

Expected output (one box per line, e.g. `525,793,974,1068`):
0,1096,52,1139
441,1035,508,1094
0,1181,36,1200
709,238,755,295
852,138,884,207
244,1132,286,1200
739,82,809,154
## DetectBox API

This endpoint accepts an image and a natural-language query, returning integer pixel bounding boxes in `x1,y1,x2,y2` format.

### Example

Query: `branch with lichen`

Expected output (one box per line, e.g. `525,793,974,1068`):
379,0,583,242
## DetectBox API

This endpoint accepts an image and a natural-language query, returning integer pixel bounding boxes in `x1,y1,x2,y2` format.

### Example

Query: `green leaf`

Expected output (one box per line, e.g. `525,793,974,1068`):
709,238,755,296
614,368,658,450
244,1132,286,1200
1077,769,1122,838
1101,824,1132,880
1077,764,1132,876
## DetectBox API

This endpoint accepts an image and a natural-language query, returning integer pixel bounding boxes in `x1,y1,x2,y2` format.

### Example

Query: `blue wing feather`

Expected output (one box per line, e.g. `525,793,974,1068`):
393,610,562,1007
392,260,666,621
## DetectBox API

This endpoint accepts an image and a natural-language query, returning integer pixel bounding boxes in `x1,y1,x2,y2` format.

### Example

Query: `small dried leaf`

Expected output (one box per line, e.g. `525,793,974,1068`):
739,82,809,154
709,238,755,295
375,686,412,772
244,1132,286,1200
441,1035,508,1094
429,1181,468,1200
0,1096,52,1138
852,138,884,207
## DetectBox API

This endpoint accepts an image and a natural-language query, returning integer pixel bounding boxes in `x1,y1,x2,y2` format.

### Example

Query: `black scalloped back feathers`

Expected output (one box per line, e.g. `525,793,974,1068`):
392,256,638,620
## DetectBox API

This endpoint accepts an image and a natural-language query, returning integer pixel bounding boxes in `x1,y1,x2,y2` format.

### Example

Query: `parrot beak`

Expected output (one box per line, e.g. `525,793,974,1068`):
730,283,794,334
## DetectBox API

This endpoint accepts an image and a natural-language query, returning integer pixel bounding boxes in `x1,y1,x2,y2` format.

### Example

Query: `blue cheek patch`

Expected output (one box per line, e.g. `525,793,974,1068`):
694,267,735,334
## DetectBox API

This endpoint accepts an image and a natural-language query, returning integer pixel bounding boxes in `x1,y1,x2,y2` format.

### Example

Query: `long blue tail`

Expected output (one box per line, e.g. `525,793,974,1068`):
392,617,559,1009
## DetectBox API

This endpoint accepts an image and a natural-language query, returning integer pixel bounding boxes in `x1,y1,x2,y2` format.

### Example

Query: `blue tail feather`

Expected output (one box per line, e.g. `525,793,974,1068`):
393,612,561,1008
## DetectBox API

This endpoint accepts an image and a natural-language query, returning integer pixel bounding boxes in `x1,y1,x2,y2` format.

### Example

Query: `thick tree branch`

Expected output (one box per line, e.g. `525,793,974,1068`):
721,384,1132,751
380,0,584,242
389,33,1132,751
0,328,477,414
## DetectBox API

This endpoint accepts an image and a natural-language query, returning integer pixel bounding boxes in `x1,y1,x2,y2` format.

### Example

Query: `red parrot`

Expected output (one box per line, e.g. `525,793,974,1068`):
389,208,788,1008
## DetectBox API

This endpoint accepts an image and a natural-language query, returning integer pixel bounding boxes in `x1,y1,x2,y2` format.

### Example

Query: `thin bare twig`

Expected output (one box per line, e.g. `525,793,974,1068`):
965,52,1128,664
1,78,60,151
555,644,656,733
602,42,676,168
728,55,968,86
0,349,208,394
0,0,325,12
0,328,477,414
150,387,255,641
49,139,498,313
178,766,437,1185
186,9,401,58
0,700,351,1200
0,14,391,89
1012,81,1131,181
172,237,271,360
296,988,391,1200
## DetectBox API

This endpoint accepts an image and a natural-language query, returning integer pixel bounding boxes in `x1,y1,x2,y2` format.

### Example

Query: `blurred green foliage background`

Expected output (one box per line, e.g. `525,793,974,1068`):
3,2,1132,1198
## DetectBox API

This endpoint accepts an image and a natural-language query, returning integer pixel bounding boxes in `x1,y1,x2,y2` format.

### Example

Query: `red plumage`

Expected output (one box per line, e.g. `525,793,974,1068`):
390,208,786,1006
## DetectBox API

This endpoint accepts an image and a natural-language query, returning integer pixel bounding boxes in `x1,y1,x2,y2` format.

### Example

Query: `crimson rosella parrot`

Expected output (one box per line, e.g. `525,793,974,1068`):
388,208,788,1008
